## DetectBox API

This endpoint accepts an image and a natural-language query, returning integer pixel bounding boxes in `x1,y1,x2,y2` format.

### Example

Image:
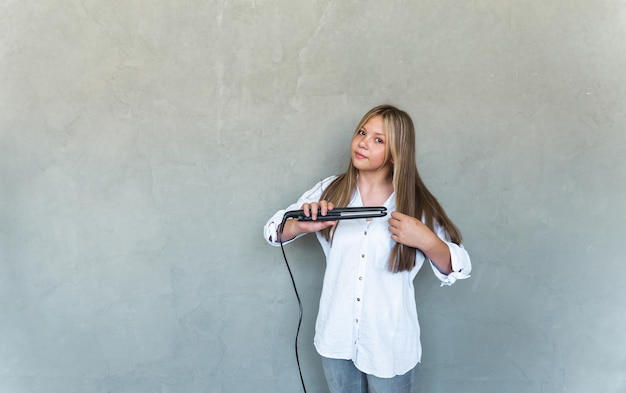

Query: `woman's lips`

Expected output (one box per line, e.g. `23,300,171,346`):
354,151,366,159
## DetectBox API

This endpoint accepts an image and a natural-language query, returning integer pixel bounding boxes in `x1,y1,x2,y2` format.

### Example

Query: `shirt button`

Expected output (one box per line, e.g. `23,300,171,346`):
361,254,365,258
358,276,363,281
356,318,359,323
356,298,360,302
364,231,367,235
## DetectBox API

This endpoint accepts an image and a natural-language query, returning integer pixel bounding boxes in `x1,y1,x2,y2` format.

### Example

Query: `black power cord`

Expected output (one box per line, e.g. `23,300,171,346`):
278,226,307,393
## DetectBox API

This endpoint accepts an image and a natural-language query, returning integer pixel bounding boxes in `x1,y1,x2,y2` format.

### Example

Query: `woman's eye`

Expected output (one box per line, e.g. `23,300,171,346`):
375,138,383,143
358,130,366,135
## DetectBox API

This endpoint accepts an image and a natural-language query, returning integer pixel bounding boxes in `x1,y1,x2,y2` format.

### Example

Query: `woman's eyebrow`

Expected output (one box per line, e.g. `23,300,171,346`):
361,125,384,136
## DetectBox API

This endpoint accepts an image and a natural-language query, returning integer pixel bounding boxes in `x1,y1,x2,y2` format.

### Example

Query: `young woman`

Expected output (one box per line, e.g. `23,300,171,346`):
264,104,471,393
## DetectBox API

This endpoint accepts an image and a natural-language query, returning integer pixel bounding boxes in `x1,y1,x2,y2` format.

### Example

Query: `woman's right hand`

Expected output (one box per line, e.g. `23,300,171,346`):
296,200,337,233
279,200,337,241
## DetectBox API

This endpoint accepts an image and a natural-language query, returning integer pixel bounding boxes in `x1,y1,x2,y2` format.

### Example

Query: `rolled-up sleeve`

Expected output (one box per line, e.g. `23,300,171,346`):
429,221,472,286
430,242,471,286
263,209,302,247
263,211,283,246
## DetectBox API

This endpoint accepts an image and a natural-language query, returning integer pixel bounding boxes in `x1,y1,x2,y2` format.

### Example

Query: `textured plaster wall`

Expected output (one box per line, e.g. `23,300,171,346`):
1,1,625,392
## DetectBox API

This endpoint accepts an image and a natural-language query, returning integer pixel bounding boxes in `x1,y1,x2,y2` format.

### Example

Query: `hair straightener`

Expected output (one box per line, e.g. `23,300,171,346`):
280,206,387,230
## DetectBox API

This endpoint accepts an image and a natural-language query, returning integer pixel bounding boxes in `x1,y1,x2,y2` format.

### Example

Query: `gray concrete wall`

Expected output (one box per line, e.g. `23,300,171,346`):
1,1,625,392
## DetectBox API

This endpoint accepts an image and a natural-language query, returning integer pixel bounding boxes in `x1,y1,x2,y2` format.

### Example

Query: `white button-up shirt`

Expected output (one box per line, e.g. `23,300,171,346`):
264,176,471,378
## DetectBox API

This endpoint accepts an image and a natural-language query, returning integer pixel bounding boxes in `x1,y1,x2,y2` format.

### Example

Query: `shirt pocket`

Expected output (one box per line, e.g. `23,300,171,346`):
371,225,395,270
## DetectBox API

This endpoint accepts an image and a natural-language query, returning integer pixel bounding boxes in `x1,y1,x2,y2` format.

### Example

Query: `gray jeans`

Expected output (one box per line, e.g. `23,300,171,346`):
321,357,418,393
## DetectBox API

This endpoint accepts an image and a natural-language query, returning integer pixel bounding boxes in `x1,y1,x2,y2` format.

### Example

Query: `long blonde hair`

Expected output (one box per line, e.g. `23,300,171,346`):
320,105,462,272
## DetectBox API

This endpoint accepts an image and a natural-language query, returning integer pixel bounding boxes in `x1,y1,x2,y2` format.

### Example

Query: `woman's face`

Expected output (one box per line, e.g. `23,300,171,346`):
351,115,391,174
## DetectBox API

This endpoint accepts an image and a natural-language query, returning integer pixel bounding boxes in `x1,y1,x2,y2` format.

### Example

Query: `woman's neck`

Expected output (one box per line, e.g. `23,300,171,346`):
357,170,394,206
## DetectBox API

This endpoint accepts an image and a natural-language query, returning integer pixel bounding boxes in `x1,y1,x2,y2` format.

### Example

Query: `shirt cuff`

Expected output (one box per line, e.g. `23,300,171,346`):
263,211,301,246
431,241,472,286
264,220,280,246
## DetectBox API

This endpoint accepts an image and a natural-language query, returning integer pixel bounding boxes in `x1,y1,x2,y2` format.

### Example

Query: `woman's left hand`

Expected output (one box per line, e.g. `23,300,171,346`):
388,211,437,250
388,211,453,273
